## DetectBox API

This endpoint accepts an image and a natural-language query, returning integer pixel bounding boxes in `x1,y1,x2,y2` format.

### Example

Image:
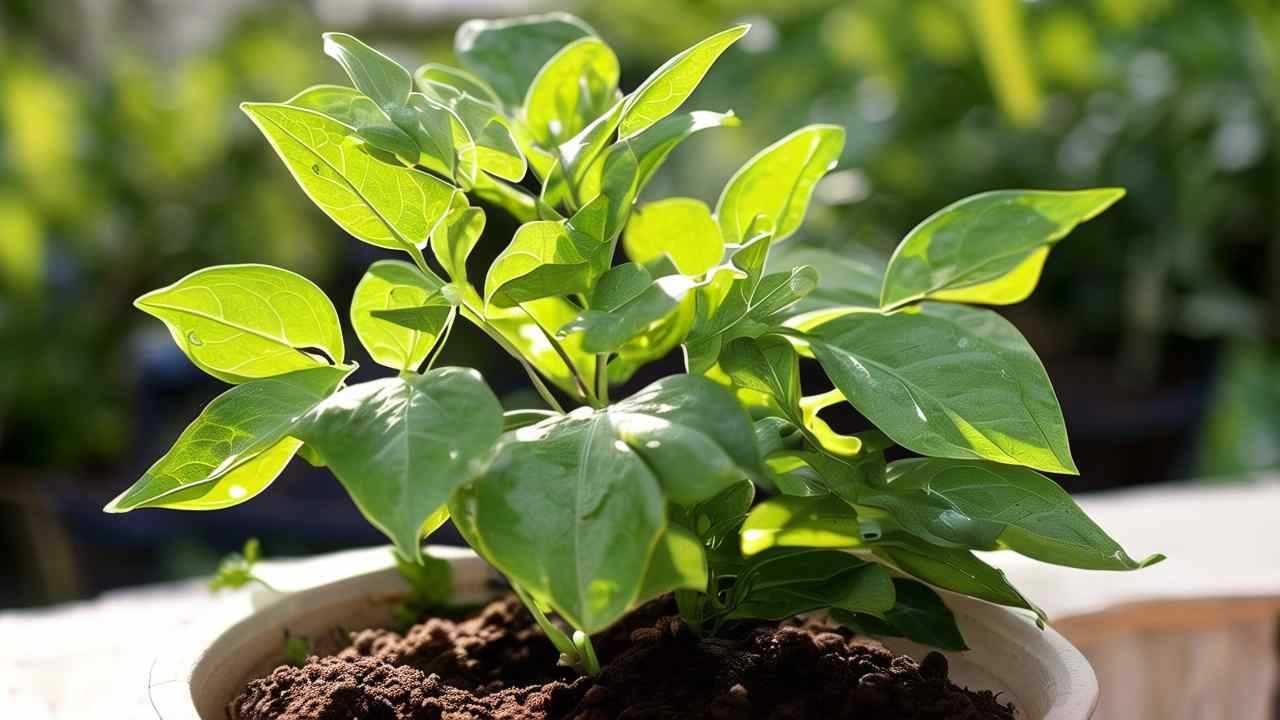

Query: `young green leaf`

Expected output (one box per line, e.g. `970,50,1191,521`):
618,25,748,139
401,92,476,183
636,526,709,601
135,264,345,384
322,33,412,112
241,103,457,264
523,37,620,145
807,303,1077,474
624,198,723,276
286,85,419,163
351,260,451,371
767,243,886,312
716,125,845,245
482,295,599,396
559,263,699,353
414,63,503,107
209,538,270,592
581,110,740,202
455,13,596,109
417,80,526,181
740,495,867,556
880,189,1124,310
720,334,802,414
295,368,503,560
484,219,601,308
458,375,757,632
864,458,1163,570
874,535,1043,618
104,366,351,512
431,206,486,282
831,578,968,651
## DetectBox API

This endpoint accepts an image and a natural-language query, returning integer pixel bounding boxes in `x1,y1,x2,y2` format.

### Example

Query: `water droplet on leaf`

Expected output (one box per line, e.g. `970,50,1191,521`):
186,331,204,346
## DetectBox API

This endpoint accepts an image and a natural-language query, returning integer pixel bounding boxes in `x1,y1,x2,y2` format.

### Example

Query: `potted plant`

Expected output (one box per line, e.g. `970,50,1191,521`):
107,13,1162,719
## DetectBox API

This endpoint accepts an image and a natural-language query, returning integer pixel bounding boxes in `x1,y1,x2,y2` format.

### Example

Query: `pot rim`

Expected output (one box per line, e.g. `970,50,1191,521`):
148,545,1098,720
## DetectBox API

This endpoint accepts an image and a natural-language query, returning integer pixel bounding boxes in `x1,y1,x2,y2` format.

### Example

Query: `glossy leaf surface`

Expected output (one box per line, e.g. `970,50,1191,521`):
136,264,344,384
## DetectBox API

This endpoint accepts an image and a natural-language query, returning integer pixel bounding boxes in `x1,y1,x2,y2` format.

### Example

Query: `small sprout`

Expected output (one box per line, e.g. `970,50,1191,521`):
209,538,274,593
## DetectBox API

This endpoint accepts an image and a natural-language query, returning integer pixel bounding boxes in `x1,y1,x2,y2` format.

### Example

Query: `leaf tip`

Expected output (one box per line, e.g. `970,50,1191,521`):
1137,553,1166,569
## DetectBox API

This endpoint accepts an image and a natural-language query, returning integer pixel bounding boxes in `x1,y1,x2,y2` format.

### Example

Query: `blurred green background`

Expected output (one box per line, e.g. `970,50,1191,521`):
1,0,1277,607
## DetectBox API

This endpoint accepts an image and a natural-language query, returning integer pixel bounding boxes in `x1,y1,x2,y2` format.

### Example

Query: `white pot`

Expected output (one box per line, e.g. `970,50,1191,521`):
148,547,1098,719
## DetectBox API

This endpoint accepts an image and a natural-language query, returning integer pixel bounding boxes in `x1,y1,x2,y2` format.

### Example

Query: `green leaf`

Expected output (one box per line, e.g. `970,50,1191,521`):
295,368,503,559
559,263,699,353
730,550,895,620
455,12,596,109
864,458,1162,570
417,80,526,182
618,25,748,138
874,535,1042,618
716,125,845,245
241,103,457,263
807,303,1076,474
431,206,486,282
414,63,503,107
720,334,801,413
880,189,1124,309
740,495,869,556
767,243,886,313
105,366,351,512
582,111,739,201
400,92,475,183
553,99,625,194
624,198,722,276
351,260,450,371
322,33,412,112
459,375,756,631
684,231,818,374
286,85,419,163
637,526,708,601
483,295,599,396
209,538,267,592
135,264,345,384
483,219,602,308
831,578,968,651
523,37,620,146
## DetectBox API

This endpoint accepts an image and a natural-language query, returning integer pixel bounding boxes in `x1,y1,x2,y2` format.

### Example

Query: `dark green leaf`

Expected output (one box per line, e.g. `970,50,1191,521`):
730,550,895,620
295,368,503,559
455,13,595,109
559,263,699,353
874,535,1043,619
808,303,1076,474
720,335,801,412
864,458,1162,570
831,578,968,651
637,526,708,601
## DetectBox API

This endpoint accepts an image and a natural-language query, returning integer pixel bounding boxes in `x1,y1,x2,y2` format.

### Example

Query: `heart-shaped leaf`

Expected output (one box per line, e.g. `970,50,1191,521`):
864,458,1163,570
295,367,503,560
880,189,1124,309
716,124,845,245
104,365,351,512
136,264,345,384
458,375,758,632
619,25,748,138
350,260,450,371
807,303,1076,474
241,103,457,264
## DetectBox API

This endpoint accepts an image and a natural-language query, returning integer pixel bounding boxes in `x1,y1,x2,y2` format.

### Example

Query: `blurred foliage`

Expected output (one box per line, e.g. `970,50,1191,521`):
585,0,1280,478
0,4,343,468
0,0,1276,480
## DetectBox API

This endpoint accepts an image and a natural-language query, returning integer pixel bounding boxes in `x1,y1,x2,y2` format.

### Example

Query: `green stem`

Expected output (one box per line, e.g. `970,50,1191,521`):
572,630,602,676
518,304,596,405
511,583,586,673
421,308,457,373
595,353,610,405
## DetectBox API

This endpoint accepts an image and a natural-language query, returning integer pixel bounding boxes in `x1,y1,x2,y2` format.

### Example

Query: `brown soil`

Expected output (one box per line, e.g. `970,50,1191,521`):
233,595,1015,720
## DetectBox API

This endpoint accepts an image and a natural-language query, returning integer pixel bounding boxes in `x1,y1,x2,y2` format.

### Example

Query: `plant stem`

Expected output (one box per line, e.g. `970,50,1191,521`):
511,583,587,673
518,304,596,405
572,631,602,676
595,354,610,405
421,308,457,373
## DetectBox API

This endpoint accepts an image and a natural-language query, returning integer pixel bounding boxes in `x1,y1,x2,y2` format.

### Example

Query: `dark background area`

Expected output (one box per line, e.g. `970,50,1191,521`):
2,0,1277,609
